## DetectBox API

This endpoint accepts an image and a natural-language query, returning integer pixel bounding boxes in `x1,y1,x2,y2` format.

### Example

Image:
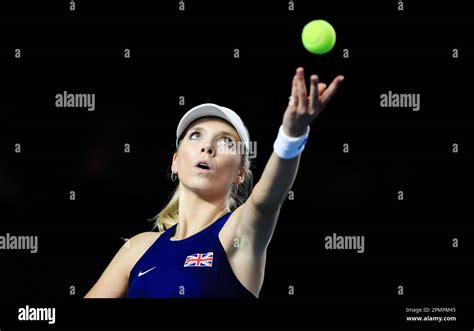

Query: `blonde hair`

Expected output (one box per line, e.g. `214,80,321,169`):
151,132,253,232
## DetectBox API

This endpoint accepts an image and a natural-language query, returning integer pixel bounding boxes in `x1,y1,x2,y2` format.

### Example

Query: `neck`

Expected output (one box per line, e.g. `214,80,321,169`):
173,185,230,240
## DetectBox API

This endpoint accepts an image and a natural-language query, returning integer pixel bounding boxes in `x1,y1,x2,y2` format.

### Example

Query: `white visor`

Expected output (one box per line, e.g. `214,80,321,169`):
176,103,250,152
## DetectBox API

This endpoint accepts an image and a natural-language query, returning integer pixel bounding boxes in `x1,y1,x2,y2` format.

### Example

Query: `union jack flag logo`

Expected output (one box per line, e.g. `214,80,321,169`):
183,252,214,267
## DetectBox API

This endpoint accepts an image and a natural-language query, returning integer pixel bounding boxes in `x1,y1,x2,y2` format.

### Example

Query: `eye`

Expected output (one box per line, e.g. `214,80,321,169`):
219,136,234,147
189,131,201,140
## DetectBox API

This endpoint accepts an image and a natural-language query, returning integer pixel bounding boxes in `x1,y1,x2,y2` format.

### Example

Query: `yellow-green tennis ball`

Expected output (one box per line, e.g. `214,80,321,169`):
302,20,336,55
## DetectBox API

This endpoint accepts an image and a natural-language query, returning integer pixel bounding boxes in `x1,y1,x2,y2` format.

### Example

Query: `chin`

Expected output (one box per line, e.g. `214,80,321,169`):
185,180,216,191
193,181,228,197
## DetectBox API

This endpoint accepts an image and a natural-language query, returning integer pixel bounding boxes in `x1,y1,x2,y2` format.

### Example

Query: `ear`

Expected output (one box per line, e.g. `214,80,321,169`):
234,168,245,185
171,152,178,174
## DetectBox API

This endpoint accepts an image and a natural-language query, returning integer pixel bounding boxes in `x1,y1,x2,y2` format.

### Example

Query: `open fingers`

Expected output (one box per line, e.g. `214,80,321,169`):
320,75,344,108
296,67,308,113
310,83,327,103
308,75,319,114
290,75,298,108
318,83,327,95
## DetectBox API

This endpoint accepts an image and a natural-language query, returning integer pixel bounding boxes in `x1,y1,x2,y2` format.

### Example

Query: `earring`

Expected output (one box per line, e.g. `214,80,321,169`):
171,172,178,182
233,177,242,188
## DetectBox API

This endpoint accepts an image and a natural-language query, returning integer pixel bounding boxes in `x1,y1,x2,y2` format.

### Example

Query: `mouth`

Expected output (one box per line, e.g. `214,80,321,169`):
194,160,213,172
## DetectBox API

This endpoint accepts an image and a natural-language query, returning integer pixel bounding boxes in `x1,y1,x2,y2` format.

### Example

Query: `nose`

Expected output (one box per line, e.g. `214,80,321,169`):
201,144,215,156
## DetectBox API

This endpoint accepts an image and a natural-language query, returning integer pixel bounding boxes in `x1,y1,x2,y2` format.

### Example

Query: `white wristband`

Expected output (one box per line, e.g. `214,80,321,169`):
273,125,310,159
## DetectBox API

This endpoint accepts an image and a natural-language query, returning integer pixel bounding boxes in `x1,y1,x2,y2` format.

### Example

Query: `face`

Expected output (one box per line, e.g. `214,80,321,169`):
171,117,245,199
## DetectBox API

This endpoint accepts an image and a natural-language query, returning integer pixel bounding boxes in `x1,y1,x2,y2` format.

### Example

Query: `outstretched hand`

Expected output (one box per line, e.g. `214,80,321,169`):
282,67,344,137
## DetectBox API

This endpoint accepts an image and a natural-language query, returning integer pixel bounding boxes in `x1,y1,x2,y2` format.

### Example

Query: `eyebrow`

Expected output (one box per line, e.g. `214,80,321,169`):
190,127,238,139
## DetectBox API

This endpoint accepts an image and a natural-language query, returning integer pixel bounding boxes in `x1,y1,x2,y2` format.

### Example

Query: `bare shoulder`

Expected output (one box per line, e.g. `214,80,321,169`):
108,231,164,276
129,231,162,246
117,231,165,277
84,231,164,298
126,231,163,263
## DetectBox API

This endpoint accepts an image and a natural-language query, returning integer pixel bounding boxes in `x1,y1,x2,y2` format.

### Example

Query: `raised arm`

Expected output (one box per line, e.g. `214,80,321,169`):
234,67,344,251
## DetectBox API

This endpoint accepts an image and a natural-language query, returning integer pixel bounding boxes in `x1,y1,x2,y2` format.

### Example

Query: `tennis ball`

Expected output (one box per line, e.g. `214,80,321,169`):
301,20,336,55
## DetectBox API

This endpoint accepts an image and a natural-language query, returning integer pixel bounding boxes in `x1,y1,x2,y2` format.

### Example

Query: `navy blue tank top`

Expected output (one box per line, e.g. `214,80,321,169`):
128,211,257,298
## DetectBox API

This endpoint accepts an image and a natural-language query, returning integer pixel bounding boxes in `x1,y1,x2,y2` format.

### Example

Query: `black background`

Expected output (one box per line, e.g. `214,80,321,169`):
1,0,473,329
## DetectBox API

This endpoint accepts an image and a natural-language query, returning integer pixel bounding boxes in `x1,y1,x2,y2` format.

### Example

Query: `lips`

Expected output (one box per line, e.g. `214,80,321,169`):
194,160,212,171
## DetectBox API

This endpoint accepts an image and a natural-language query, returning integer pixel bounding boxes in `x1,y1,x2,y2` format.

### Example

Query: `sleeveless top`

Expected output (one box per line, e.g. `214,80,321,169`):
128,211,257,298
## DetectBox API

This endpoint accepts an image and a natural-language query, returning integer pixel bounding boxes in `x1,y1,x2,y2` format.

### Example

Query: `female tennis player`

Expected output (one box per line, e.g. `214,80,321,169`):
84,67,344,298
